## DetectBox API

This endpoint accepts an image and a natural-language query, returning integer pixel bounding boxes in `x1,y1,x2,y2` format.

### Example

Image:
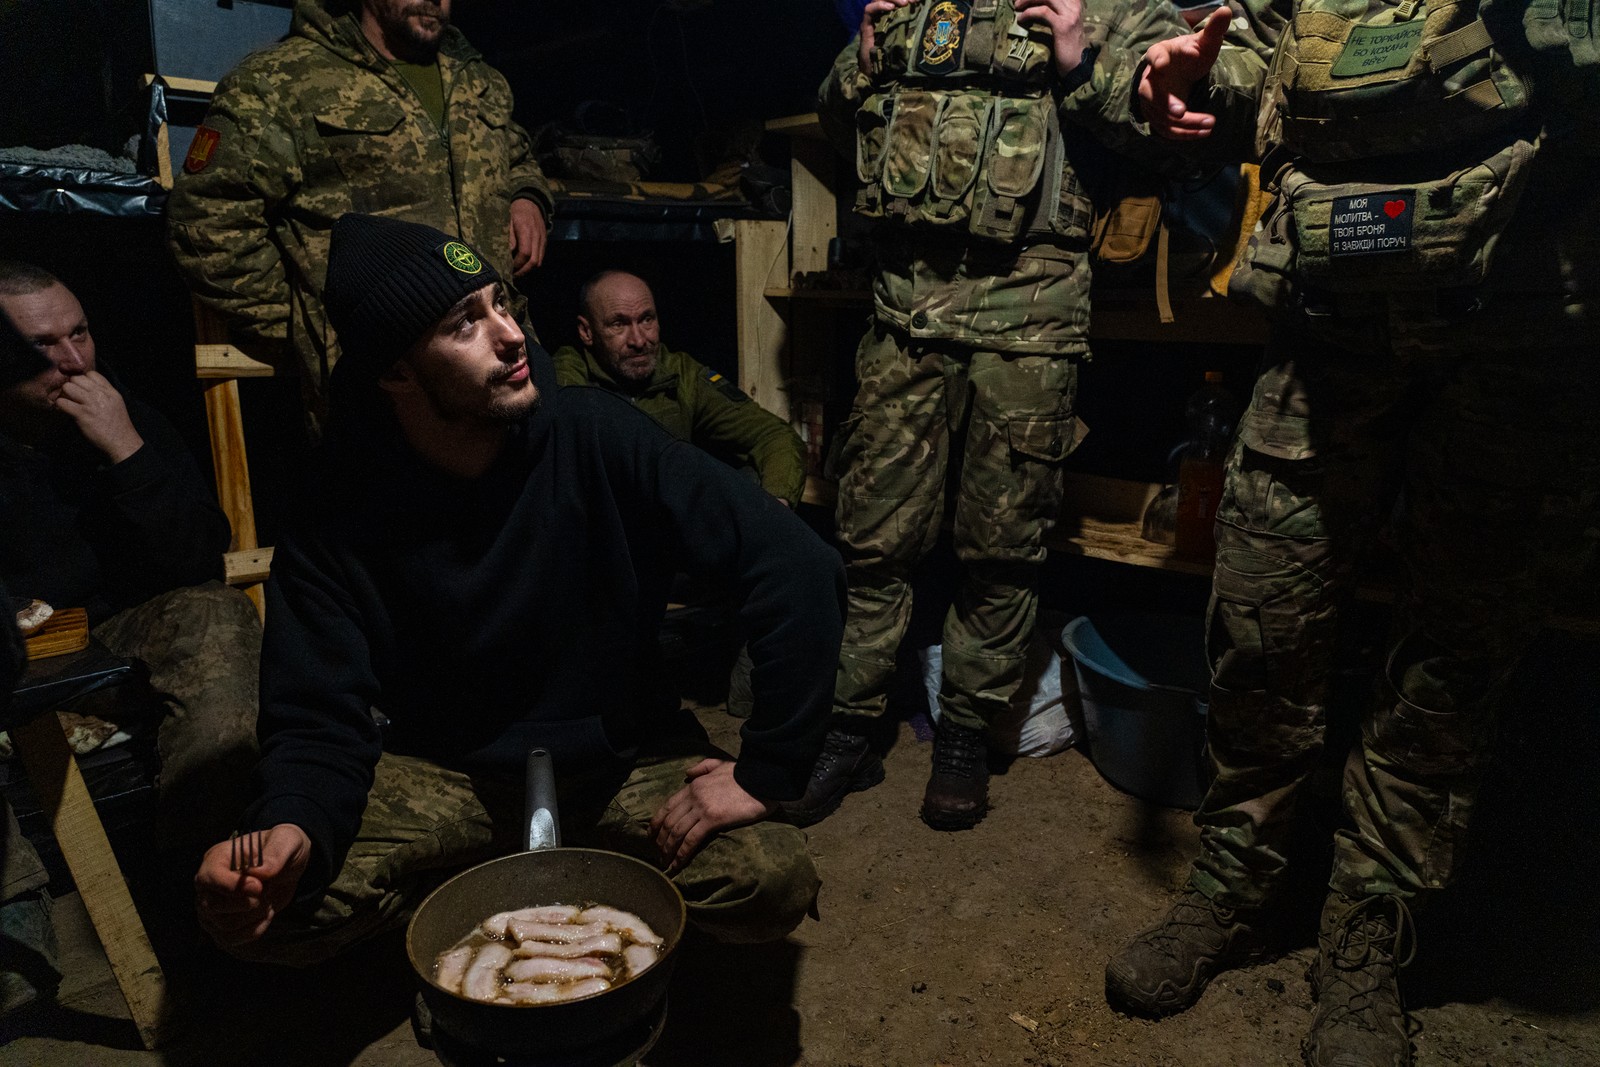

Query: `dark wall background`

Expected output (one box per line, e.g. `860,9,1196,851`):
0,0,853,538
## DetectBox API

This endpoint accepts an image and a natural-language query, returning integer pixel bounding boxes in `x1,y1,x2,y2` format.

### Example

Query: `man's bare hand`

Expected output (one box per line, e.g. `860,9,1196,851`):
648,759,774,874
508,197,548,276
1014,0,1088,78
194,823,312,948
55,371,143,464
1137,6,1230,140
859,0,917,74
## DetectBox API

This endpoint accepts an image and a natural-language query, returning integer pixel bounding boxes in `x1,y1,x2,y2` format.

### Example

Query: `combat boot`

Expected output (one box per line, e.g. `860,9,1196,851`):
919,717,989,830
1303,892,1416,1067
778,725,884,828
1105,883,1278,1017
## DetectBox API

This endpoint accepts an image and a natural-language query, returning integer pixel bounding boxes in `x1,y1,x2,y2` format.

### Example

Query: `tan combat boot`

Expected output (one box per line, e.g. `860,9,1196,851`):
1303,891,1416,1067
1105,883,1279,1017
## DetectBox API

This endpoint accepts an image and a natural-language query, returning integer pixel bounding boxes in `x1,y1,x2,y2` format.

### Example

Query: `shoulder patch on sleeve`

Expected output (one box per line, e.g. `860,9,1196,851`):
184,126,222,173
703,368,750,403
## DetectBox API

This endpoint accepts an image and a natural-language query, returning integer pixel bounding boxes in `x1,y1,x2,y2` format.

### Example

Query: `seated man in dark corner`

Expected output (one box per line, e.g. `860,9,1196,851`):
0,262,260,846
193,215,844,959
552,269,808,509
0,262,260,1014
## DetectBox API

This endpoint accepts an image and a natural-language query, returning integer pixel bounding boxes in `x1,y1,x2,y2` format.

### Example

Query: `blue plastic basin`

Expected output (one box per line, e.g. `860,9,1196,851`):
1062,614,1213,810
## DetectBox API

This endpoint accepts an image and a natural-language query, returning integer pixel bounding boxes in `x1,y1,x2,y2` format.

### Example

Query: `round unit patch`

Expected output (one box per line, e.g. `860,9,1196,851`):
442,241,483,275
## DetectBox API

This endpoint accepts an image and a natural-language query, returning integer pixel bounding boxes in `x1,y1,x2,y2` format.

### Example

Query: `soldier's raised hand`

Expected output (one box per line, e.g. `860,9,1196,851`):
1014,0,1088,78
55,370,144,464
1137,7,1230,140
859,0,917,74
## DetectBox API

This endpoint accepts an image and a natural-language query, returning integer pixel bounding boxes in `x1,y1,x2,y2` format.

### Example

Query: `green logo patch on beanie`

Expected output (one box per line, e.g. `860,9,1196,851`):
442,241,483,275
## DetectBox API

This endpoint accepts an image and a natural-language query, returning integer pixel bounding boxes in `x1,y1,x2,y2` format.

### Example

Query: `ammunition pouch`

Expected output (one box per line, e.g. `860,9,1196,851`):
1264,0,1532,162
1229,135,1538,309
855,86,1087,245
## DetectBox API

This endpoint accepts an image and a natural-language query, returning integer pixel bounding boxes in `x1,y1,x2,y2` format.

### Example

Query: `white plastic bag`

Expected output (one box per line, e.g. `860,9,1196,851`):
921,626,1078,758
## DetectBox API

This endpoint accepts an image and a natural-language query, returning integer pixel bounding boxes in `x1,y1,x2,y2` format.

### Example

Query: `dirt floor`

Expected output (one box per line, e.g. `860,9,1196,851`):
3,636,1599,1067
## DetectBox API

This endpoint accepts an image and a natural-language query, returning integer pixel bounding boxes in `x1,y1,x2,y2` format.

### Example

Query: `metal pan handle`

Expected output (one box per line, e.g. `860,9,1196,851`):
524,747,561,852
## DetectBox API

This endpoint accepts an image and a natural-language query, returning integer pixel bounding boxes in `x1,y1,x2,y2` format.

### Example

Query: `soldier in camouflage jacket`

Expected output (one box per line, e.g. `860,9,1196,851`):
1107,6,1600,1065
166,0,554,430
787,0,1267,832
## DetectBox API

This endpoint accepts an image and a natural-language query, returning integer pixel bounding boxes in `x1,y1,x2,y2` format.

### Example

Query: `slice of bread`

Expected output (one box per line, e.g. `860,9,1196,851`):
15,598,54,637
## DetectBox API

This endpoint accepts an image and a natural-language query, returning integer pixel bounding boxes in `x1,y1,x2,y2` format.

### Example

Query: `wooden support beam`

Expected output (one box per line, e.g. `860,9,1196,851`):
733,218,792,422
12,713,171,1049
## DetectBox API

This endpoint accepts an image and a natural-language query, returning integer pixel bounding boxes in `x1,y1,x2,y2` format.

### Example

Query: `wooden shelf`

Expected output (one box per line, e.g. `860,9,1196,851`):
764,287,872,307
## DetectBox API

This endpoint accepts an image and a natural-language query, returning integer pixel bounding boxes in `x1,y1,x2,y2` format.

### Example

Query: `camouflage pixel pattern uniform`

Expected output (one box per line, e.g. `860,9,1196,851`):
553,344,808,505
817,0,1267,733
1180,0,1600,908
228,743,821,966
166,0,554,423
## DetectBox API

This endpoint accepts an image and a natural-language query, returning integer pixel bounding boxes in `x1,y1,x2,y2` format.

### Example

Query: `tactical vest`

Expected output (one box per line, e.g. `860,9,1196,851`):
1260,0,1533,162
854,0,1088,245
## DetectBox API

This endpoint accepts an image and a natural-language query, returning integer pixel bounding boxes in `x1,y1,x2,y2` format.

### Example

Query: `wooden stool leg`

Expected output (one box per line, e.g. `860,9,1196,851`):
12,713,172,1049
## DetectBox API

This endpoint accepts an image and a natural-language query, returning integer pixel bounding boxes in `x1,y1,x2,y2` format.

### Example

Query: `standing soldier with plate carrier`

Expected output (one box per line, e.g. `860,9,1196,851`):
788,0,1267,830
1106,2,1600,1064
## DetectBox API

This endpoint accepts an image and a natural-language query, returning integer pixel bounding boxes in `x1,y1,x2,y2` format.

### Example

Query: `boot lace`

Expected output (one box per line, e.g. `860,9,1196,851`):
931,721,985,779
1144,888,1243,958
1318,894,1418,1034
811,729,861,781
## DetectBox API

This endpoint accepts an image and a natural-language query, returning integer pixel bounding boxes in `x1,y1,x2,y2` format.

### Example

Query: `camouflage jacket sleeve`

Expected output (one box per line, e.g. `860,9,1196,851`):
494,69,556,222
677,351,808,507
165,65,300,367
817,35,870,162
1061,0,1277,166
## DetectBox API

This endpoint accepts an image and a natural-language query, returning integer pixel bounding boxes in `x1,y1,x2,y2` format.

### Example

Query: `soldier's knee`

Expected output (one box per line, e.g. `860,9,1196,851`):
1367,631,1499,777
682,824,819,944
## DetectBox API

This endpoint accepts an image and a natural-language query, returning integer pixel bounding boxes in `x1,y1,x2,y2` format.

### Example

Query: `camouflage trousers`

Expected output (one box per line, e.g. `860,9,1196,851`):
233,742,821,967
1191,298,1600,908
1,581,260,900
832,322,1083,731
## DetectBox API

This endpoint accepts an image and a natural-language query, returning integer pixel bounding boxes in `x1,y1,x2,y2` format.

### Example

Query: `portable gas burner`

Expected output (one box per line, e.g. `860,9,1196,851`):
419,994,667,1067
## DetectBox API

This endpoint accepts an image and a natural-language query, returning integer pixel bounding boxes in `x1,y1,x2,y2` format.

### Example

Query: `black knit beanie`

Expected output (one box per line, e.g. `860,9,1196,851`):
323,213,503,398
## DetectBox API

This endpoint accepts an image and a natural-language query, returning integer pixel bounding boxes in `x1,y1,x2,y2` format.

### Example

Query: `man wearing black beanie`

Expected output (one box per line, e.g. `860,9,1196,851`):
194,214,845,958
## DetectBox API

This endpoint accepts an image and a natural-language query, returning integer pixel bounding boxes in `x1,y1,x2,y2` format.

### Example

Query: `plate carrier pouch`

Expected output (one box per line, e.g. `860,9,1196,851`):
1227,133,1538,306
1262,0,1533,163
853,0,1090,245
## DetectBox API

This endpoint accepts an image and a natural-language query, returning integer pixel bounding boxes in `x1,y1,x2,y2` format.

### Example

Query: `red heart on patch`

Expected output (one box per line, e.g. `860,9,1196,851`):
1383,200,1407,219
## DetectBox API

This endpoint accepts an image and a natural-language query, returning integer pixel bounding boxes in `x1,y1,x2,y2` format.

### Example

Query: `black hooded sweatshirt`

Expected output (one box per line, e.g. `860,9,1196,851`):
246,348,843,900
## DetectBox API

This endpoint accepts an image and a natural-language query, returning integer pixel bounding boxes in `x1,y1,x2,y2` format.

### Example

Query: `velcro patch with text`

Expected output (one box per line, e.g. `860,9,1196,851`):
1328,191,1414,256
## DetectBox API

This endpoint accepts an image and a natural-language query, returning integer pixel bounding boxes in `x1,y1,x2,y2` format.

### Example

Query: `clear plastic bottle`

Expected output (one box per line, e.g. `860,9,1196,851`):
1174,371,1239,560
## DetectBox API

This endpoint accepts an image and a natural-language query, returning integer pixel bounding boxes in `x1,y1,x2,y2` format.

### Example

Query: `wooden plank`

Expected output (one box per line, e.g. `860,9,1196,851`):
223,546,274,586
789,137,838,276
23,608,89,661
154,122,172,190
203,379,258,555
764,113,825,139
733,219,793,422
801,474,838,510
142,72,218,96
195,344,275,379
765,288,873,307
12,713,172,1049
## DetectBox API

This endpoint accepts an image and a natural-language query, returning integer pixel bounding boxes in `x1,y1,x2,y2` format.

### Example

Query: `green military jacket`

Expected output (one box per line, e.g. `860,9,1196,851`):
818,0,1267,356
166,0,553,419
551,345,808,506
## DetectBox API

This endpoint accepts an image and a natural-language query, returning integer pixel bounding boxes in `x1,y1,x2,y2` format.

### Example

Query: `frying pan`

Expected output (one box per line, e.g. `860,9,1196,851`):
406,748,686,1056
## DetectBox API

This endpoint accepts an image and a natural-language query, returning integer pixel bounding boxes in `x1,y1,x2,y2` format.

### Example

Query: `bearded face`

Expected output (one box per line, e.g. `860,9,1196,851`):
361,0,452,61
